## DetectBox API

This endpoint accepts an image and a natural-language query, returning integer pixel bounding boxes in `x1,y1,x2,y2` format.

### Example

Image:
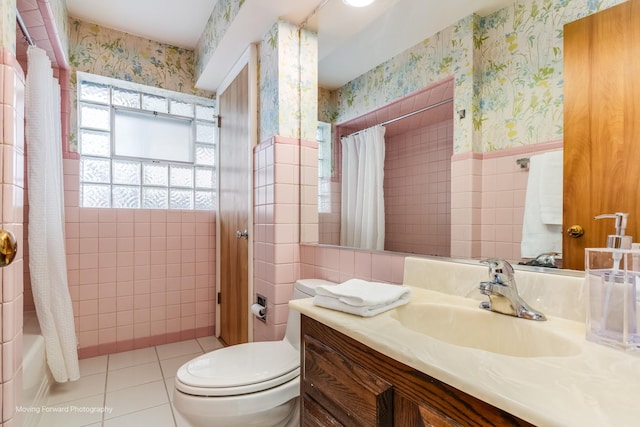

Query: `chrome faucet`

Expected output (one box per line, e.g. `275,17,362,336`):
518,252,559,268
478,259,546,321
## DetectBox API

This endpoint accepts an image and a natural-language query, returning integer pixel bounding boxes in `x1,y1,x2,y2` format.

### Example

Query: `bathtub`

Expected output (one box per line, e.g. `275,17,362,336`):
22,311,52,427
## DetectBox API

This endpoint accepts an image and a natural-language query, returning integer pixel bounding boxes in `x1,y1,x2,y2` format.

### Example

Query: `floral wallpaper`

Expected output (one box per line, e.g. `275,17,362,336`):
329,0,627,153
299,26,318,142
1,0,16,52
259,20,317,142
477,0,625,151
331,14,477,153
67,19,214,152
50,0,69,64
259,22,281,141
195,0,245,80
318,87,335,123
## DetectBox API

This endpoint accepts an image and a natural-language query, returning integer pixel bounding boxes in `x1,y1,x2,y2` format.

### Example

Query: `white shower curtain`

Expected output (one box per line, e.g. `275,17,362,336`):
340,125,386,251
26,46,80,382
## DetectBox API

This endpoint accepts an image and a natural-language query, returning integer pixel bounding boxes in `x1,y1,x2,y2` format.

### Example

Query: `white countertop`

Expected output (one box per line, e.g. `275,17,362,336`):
291,285,640,426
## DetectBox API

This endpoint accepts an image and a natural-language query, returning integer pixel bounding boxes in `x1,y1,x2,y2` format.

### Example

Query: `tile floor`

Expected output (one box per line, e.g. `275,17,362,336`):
38,336,224,427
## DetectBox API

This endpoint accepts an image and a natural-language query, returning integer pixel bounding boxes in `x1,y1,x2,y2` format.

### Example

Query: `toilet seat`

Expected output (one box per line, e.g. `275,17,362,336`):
176,341,300,397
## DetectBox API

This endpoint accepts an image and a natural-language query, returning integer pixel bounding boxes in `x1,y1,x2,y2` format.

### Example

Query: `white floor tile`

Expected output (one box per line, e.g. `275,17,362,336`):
196,336,224,352
47,372,107,406
156,340,202,360
172,400,195,427
108,346,158,371
38,394,105,427
104,380,169,420
79,355,108,376
103,403,175,427
39,340,225,426
164,377,177,403
159,353,202,379
106,360,163,392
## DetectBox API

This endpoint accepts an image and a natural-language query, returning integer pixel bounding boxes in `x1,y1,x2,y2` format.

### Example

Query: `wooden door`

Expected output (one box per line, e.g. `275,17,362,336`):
563,0,640,270
218,65,250,345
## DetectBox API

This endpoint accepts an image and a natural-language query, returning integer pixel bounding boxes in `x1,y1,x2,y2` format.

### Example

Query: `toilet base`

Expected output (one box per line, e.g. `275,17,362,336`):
175,396,299,427
173,376,300,427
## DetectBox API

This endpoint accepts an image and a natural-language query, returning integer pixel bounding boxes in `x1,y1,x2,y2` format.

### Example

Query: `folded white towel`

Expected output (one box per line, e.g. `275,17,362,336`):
313,294,410,317
313,279,411,317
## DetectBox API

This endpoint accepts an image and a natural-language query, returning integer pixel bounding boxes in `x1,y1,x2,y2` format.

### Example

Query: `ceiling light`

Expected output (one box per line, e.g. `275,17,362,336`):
343,0,376,7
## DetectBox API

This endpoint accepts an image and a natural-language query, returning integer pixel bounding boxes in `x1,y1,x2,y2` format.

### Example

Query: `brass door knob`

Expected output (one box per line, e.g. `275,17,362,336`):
566,225,584,238
0,230,17,267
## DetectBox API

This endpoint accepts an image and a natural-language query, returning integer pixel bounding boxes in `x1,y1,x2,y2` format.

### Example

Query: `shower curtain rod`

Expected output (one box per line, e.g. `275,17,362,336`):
16,11,35,46
343,98,453,138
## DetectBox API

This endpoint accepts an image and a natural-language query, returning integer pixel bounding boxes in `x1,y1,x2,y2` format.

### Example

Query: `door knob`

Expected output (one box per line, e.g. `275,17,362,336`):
0,229,17,267
566,225,584,238
236,229,249,239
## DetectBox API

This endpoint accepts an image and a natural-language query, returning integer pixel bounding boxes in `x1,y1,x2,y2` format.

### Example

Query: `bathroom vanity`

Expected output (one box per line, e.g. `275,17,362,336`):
301,314,532,426
290,257,640,426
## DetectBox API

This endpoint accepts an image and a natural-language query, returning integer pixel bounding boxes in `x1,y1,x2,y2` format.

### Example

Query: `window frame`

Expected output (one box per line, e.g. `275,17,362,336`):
77,72,217,211
317,121,333,214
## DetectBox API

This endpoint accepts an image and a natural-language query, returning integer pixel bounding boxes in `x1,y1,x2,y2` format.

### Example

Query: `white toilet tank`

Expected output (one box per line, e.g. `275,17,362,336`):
284,279,334,350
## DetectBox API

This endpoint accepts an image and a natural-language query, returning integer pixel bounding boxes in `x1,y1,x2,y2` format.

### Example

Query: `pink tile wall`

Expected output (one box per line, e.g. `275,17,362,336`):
385,119,452,256
317,139,562,266
479,154,528,260
300,244,405,285
479,144,563,261
300,140,318,244
450,155,482,258
451,141,563,262
23,158,216,358
318,178,340,245
325,80,455,253
1,48,26,427
253,136,301,342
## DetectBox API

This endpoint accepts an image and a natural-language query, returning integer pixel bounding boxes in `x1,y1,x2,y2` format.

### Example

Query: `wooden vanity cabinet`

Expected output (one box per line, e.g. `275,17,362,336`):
301,315,534,426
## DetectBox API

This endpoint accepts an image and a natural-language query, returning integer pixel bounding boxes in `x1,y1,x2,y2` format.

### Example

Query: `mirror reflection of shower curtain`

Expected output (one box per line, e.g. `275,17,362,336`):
340,125,386,251
26,46,80,382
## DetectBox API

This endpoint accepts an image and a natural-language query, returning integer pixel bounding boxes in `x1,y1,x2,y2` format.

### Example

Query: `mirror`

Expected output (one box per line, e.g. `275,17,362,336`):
300,0,579,267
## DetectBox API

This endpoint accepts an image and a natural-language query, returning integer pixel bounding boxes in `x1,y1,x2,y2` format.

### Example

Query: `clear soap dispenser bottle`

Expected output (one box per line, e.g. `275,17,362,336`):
594,213,632,250
586,212,640,352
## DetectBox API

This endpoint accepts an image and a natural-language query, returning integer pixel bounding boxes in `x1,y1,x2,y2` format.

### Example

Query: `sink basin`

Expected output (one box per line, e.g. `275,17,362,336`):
391,303,581,358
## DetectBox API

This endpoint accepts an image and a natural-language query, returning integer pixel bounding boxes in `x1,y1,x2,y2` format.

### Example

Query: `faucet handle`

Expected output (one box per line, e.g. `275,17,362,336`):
480,258,515,285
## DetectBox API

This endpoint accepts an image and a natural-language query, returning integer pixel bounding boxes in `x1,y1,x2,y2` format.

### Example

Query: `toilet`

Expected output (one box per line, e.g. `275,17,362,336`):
173,279,333,427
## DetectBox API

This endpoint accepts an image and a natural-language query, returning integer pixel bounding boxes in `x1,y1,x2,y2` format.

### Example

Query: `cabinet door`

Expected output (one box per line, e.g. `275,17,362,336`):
303,335,393,426
302,395,343,427
301,315,534,427
395,392,465,427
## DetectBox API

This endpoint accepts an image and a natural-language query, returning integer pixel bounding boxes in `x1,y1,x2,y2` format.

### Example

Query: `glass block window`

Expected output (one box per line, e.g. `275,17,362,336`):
317,121,333,213
77,73,217,210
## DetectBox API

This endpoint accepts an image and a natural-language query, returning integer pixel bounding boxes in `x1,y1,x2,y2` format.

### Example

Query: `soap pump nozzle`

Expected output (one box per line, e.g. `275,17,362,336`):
594,212,632,249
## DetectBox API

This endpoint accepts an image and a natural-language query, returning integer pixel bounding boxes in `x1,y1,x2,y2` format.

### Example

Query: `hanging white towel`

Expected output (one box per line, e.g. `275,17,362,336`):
521,151,563,258
313,279,411,317
539,151,563,225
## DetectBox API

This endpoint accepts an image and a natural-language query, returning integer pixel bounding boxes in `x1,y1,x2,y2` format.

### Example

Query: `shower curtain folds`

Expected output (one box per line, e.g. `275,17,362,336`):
340,125,386,251
26,46,80,383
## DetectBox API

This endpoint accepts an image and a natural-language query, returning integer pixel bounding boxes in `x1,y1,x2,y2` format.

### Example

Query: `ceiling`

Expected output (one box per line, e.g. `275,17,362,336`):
60,0,514,92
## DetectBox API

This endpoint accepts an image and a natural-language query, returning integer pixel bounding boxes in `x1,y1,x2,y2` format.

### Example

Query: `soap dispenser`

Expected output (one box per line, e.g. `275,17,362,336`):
594,212,632,250
586,212,640,352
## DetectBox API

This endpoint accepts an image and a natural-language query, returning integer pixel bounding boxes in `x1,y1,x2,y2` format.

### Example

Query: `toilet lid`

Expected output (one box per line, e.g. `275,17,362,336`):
176,341,299,394
296,278,335,296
